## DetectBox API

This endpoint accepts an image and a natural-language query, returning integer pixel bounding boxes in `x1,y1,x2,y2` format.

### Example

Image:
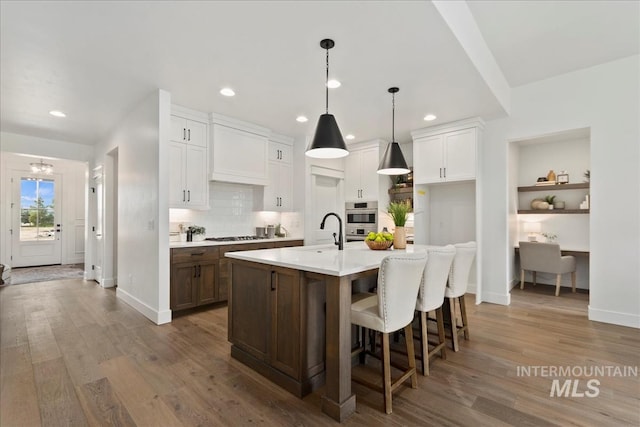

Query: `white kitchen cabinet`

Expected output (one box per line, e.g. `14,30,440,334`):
209,123,269,186
169,112,209,209
171,115,207,148
413,127,477,184
345,145,380,201
263,135,293,211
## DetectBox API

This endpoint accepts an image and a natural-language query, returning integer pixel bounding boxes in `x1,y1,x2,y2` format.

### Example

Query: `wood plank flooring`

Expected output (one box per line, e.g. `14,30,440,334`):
1,279,638,426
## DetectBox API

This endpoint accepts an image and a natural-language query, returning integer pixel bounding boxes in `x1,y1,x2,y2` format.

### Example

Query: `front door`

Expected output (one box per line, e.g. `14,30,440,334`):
11,172,62,267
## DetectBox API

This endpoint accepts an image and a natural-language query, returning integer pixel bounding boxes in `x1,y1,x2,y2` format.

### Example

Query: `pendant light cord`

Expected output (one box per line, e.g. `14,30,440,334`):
325,48,329,114
391,91,395,142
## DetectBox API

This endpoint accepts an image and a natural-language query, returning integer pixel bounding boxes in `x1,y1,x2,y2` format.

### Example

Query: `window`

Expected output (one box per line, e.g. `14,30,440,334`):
20,178,55,241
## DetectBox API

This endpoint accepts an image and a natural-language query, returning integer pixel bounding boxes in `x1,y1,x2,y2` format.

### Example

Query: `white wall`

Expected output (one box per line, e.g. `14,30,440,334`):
0,151,87,274
481,56,640,328
93,89,171,325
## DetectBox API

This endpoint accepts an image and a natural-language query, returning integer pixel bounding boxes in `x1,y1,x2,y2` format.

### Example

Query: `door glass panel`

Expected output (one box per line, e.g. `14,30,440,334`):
20,178,55,241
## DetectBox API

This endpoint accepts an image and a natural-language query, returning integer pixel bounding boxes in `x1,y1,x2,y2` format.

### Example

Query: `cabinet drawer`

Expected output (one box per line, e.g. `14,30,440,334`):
172,246,219,264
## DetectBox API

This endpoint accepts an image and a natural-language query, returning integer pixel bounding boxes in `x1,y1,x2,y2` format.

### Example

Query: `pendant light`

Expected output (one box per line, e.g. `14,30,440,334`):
377,87,410,175
305,39,348,159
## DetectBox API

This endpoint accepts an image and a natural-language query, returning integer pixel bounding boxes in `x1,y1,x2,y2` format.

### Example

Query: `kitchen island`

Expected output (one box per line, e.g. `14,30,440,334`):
226,242,426,422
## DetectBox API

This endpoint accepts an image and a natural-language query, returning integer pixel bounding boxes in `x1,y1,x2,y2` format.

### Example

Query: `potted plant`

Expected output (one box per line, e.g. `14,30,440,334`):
387,201,411,249
189,225,206,241
545,195,556,210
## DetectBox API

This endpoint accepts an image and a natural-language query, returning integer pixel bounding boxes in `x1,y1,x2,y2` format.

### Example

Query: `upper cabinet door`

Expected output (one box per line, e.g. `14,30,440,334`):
186,119,207,148
185,144,208,208
444,128,476,181
171,116,187,143
413,135,444,184
359,147,379,201
168,141,187,207
344,150,362,201
269,141,292,163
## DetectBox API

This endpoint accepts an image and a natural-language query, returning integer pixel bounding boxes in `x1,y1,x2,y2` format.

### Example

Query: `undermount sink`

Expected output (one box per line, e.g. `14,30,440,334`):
290,245,337,253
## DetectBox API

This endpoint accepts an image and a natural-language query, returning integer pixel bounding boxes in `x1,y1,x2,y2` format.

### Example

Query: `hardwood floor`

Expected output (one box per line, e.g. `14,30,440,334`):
1,279,638,426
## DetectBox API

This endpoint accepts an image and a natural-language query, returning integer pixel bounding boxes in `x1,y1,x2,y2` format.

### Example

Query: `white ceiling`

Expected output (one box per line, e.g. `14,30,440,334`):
1,1,638,147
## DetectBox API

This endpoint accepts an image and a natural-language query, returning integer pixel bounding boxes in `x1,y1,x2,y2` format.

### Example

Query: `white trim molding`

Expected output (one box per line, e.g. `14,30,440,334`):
589,306,640,329
116,288,172,325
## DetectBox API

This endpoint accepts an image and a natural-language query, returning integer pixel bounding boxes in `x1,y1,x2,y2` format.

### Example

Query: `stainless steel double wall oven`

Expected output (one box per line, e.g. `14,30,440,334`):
345,201,378,241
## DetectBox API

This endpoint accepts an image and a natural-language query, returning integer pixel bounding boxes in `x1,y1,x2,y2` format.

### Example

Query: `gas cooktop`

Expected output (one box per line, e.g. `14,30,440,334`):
204,236,267,242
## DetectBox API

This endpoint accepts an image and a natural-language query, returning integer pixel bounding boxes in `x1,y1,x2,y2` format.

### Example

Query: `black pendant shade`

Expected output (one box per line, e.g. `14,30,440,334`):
306,39,349,159
306,113,348,159
378,141,410,175
378,87,410,175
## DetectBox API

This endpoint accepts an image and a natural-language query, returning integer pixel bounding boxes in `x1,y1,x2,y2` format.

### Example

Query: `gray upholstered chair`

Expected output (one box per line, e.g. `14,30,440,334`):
445,241,476,352
351,252,427,414
519,241,576,296
415,245,456,375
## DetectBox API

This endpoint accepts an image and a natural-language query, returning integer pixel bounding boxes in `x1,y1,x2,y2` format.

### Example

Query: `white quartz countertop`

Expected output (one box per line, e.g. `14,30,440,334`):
225,241,428,277
169,236,303,249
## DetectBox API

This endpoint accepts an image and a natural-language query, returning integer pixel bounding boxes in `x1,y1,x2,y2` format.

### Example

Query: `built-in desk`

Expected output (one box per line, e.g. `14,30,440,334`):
514,246,589,257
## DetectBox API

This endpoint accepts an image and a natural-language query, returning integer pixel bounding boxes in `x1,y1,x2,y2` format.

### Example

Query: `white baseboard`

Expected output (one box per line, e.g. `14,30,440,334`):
100,277,116,288
588,306,640,329
481,290,510,306
116,288,172,325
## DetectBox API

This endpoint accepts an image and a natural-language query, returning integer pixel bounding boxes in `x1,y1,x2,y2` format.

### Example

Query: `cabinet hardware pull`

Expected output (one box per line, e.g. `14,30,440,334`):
193,266,197,278
271,271,276,291
197,265,201,277
191,252,205,256
439,168,442,178
183,190,186,202
443,167,446,178
188,129,191,141
183,128,186,141
187,190,190,202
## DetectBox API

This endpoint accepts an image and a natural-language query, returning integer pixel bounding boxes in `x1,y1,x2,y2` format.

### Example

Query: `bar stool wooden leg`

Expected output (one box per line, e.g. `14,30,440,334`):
449,297,460,352
459,296,470,341
555,274,562,296
571,271,576,293
382,332,392,414
532,271,537,286
419,311,429,376
436,306,447,360
520,269,525,289
404,324,418,389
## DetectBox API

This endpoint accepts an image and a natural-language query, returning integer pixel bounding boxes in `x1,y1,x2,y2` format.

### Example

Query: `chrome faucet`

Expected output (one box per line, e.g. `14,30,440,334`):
320,212,344,250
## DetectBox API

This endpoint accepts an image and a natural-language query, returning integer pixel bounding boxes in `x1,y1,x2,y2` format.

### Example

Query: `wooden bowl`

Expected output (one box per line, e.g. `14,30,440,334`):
365,240,393,250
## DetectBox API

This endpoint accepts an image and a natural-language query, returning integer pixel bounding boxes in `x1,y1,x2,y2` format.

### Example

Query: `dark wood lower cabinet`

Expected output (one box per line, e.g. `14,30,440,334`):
171,240,304,312
229,259,326,398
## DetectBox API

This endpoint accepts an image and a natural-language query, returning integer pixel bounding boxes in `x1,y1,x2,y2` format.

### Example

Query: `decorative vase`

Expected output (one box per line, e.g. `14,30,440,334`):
393,226,407,249
546,170,556,182
193,234,205,242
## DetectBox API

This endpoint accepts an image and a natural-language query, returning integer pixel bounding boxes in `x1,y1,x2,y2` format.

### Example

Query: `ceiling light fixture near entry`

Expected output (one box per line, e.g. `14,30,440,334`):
30,159,54,174
378,87,410,175
220,88,235,97
305,39,348,159
423,114,437,121
49,110,66,118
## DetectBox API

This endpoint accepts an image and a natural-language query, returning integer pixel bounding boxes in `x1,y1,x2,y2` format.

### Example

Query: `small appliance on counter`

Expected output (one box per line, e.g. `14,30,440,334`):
256,226,267,238
266,225,276,239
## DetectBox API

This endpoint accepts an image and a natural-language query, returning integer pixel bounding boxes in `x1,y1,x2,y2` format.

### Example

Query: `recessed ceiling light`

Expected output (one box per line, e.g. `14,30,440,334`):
49,110,66,118
345,134,355,140
296,116,308,123
423,114,437,121
220,88,235,97
327,79,341,89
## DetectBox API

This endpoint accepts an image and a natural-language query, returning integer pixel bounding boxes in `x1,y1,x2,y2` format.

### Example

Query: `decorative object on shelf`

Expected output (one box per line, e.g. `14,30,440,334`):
536,177,548,182
305,39,348,159
545,195,556,210
387,201,411,249
584,169,590,182
530,199,549,210
557,170,569,184
378,87,410,175
523,222,541,242
541,232,558,243
554,200,565,209
580,194,590,210
30,159,54,174
546,170,556,182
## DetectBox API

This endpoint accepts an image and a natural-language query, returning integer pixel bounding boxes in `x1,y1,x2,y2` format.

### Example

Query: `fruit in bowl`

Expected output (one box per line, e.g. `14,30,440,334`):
365,231,393,250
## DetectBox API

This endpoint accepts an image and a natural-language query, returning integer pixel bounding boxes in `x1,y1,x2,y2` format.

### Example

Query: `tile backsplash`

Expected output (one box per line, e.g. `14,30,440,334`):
170,182,303,238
